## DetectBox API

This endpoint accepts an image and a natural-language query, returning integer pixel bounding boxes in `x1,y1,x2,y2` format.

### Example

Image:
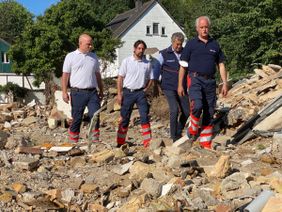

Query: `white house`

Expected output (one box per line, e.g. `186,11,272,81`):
104,0,186,78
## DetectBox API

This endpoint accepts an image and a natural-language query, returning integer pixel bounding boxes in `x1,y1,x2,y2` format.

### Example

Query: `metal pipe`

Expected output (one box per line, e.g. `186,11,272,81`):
244,190,274,212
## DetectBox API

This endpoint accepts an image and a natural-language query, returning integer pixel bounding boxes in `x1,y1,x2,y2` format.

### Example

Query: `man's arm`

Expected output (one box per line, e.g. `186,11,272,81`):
177,66,186,96
61,72,70,103
218,63,228,97
95,71,104,98
117,75,124,105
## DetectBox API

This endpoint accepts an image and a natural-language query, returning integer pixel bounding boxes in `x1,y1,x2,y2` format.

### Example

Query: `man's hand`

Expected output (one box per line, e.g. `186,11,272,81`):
178,85,185,97
117,93,123,106
98,91,104,99
221,83,228,97
63,92,70,104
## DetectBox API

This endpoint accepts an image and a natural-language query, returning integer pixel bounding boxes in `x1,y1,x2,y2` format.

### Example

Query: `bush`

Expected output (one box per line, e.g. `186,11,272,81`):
0,82,28,100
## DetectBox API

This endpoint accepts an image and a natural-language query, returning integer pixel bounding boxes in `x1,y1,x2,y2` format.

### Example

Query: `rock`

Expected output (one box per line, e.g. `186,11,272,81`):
91,149,114,163
112,161,134,175
61,188,75,203
21,116,37,126
129,161,152,181
260,154,276,164
12,110,26,119
254,107,282,131
45,189,62,200
140,178,162,198
191,197,207,210
13,158,40,171
0,131,9,149
108,87,118,95
221,172,251,199
5,135,27,150
115,185,131,198
195,188,218,206
117,194,147,212
272,132,282,157
80,183,99,194
21,192,42,204
267,64,281,71
11,182,27,193
4,121,11,129
0,112,13,123
48,118,58,129
88,203,108,212
241,159,254,167
69,157,86,168
209,155,231,178
0,192,13,203
15,146,44,155
149,138,165,150
215,204,232,212
67,148,84,157
262,195,282,212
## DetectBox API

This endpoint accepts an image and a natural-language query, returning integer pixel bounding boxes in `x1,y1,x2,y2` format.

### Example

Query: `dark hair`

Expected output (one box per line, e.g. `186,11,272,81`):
134,40,147,49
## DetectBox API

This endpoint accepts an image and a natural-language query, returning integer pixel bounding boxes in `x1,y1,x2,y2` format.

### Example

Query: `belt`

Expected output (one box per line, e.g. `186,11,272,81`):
71,87,97,92
190,71,215,79
123,87,144,92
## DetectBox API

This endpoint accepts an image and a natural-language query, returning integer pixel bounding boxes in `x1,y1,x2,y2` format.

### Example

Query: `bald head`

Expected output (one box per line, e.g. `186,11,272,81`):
78,33,93,53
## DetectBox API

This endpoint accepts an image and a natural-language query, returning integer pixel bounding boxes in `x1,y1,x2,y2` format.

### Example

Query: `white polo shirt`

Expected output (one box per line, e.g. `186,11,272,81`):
63,49,100,89
118,56,153,90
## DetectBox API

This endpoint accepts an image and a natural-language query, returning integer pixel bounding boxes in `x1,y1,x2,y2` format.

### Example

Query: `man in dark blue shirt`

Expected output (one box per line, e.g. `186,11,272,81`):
154,32,189,142
178,16,228,149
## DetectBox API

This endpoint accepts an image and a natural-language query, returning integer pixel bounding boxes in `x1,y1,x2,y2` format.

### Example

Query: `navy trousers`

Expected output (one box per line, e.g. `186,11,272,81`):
120,89,149,128
188,74,216,126
163,89,189,140
70,89,100,133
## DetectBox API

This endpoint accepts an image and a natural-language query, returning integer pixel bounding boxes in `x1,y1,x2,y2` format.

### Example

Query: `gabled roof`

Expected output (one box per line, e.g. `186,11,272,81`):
0,38,11,47
106,0,184,38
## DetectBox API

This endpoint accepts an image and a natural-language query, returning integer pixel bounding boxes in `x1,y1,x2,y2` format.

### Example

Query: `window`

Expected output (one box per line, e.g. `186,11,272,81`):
153,23,159,35
161,27,166,36
146,25,151,35
1,52,9,63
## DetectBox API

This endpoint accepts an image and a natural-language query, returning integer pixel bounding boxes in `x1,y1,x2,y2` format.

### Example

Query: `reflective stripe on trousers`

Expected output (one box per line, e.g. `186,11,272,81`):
92,129,100,143
142,123,151,148
199,125,213,148
188,114,200,135
117,124,128,145
68,129,79,143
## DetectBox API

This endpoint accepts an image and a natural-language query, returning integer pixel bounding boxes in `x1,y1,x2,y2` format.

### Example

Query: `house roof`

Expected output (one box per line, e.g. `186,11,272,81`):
106,0,185,38
0,38,11,47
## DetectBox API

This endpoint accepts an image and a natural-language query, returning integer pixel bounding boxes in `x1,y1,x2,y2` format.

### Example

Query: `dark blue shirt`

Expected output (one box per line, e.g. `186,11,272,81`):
180,37,225,75
154,45,187,91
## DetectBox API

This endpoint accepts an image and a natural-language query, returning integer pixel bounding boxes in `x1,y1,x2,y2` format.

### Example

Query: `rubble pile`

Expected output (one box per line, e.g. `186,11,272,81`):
218,64,282,128
0,64,281,211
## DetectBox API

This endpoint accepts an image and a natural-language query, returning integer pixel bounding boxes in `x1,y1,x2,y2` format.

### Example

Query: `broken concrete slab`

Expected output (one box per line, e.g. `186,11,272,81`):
13,158,40,171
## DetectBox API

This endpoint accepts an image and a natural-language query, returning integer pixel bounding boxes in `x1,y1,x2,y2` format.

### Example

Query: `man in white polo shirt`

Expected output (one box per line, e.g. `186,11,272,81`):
116,40,153,148
61,33,103,143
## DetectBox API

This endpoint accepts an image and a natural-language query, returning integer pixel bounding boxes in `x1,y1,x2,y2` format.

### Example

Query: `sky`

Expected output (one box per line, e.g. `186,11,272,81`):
15,0,60,16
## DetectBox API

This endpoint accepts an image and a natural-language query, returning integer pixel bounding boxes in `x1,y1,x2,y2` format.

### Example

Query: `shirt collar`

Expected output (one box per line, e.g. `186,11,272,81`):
167,45,182,54
131,55,145,62
196,36,213,43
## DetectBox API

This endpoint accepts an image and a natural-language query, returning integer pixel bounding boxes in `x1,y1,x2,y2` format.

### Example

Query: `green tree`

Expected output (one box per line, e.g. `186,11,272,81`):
9,0,127,103
0,0,33,44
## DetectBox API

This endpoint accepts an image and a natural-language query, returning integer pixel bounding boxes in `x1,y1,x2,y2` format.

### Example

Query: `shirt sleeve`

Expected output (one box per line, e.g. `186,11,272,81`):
149,62,154,80
180,41,191,62
62,53,72,73
217,46,225,64
152,53,163,80
118,58,127,77
95,58,100,73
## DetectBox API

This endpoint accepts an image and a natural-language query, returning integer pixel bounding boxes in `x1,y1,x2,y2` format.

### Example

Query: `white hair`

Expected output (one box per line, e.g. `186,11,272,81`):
195,16,211,27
